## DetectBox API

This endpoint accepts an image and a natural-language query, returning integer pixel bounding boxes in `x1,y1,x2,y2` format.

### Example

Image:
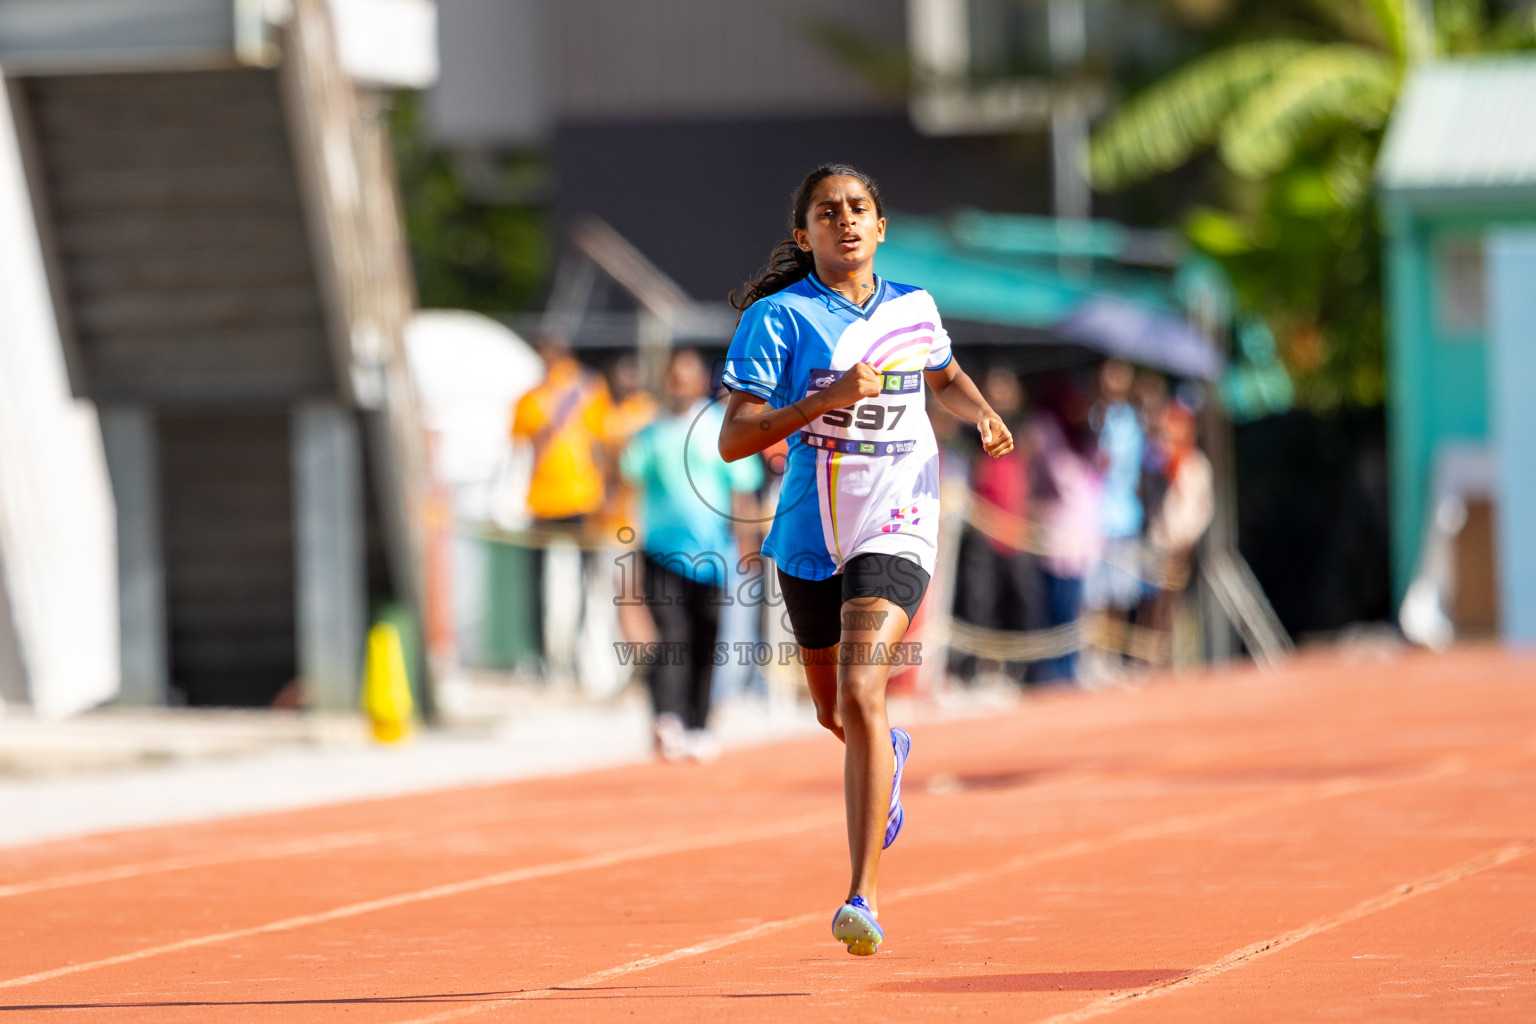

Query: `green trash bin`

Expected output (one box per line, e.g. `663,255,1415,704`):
482,533,542,672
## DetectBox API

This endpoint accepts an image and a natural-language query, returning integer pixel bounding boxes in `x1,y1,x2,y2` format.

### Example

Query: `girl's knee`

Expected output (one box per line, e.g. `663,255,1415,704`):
837,670,886,723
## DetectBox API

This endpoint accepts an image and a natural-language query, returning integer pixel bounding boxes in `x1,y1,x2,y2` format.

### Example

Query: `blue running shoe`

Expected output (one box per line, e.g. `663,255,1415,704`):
884,727,911,849
831,895,883,955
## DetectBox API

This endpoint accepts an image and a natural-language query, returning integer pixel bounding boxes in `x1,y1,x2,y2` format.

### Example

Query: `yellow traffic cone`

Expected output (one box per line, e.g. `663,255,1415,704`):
363,621,415,743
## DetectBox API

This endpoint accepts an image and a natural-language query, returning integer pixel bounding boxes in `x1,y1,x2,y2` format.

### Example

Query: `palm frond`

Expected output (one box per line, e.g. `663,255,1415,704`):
1088,39,1316,189
1218,46,1397,179
1361,0,1435,62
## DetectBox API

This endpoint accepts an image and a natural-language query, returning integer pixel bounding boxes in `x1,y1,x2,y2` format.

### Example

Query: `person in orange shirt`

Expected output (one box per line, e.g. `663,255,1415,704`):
513,335,613,526
512,335,613,676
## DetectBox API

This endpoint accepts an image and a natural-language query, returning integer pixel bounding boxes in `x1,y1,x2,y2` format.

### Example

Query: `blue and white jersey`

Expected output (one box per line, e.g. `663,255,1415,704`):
722,274,952,581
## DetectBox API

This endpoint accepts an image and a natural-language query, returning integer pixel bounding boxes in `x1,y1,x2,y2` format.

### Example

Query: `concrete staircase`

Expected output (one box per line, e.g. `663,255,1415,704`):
19,69,335,405
1,0,429,710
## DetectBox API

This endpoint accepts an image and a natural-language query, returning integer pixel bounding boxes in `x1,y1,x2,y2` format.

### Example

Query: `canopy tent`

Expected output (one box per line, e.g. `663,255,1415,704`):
873,211,1225,381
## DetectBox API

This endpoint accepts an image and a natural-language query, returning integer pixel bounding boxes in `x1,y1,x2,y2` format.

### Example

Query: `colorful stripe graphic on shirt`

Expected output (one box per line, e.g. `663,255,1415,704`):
826,451,845,562
861,323,935,366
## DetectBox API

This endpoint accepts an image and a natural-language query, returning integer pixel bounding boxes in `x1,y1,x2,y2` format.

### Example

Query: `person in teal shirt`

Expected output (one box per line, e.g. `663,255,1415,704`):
620,349,762,759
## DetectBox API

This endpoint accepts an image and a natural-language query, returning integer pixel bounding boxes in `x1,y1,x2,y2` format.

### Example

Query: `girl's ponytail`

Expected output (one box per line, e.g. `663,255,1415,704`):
729,238,815,311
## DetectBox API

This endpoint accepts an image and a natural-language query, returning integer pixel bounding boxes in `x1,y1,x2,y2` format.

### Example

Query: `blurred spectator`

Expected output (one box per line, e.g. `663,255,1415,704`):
621,350,762,761
1084,360,1145,628
513,334,614,524
1149,402,1214,564
1142,402,1214,636
952,367,1046,685
1030,376,1103,682
512,334,613,674
602,355,657,480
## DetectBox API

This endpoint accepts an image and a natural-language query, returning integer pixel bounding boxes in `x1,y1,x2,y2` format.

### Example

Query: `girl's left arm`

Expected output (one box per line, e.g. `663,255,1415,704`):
925,360,1014,458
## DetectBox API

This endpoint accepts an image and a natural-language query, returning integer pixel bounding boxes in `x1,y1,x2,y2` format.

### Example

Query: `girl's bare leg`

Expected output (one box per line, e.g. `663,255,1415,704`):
835,596,910,916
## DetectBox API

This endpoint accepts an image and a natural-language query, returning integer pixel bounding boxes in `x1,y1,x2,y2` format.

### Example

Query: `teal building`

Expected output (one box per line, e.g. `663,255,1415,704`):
1378,59,1536,640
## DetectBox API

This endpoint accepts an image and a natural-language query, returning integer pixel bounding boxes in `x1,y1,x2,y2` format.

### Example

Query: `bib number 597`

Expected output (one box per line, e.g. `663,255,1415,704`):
823,403,905,431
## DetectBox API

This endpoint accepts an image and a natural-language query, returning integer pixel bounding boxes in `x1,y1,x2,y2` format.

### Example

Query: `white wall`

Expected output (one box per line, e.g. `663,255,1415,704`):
0,78,119,717
328,0,438,89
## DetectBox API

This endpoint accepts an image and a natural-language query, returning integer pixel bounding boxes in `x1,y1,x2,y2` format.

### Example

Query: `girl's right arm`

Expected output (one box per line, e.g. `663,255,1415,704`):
718,364,882,462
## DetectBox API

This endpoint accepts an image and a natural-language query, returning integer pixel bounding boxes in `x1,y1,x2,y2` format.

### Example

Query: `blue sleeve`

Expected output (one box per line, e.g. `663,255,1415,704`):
721,301,791,404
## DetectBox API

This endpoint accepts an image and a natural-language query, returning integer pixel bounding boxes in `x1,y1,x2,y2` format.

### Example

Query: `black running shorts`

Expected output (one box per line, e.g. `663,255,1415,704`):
777,553,931,651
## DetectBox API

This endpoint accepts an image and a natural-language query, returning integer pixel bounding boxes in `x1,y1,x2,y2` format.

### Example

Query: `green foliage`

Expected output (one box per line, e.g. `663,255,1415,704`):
1361,0,1435,61
1090,0,1532,413
1217,46,1397,177
1088,40,1314,188
388,92,550,314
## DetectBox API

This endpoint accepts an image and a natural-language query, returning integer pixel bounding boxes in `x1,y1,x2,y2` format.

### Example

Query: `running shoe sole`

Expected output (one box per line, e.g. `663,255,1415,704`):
884,727,911,849
831,898,883,956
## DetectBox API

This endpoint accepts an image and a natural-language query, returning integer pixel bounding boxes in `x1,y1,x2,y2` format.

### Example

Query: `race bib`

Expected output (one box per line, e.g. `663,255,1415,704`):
800,368,922,457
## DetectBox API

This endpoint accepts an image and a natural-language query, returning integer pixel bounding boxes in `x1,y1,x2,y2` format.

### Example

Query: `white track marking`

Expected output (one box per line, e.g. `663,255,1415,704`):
3,750,1519,1006
0,726,1360,900
0,812,837,993
390,911,835,1024
1030,840,1536,1024
0,829,402,900
380,757,1487,1024
0,804,553,901
0,737,1279,904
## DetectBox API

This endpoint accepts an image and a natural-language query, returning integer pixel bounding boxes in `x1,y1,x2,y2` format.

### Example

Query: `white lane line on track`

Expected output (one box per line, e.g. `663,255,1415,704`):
388,908,835,1024
0,804,570,901
1031,839,1536,1024
0,728,1357,902
0,829,403,900
0,749,1508,1006
381,756,1483,1024
0,740,1279,907
0,795,697,901
0,812,838,993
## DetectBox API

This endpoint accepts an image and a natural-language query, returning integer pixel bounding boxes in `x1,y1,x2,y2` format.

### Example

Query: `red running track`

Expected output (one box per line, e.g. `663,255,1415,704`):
2,648,1535,1022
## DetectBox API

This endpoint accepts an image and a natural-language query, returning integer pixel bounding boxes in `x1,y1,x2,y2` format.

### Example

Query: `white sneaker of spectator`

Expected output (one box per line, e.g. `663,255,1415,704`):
653,713,687,762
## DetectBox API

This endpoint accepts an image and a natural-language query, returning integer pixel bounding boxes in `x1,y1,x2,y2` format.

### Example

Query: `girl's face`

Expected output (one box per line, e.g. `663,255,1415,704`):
793,176,886,272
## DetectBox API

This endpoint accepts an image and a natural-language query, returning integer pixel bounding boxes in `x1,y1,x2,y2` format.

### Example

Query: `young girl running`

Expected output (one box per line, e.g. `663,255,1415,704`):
718,164,1012,955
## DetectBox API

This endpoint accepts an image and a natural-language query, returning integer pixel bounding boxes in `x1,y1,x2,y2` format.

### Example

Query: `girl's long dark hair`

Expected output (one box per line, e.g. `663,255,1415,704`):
729,163,884,312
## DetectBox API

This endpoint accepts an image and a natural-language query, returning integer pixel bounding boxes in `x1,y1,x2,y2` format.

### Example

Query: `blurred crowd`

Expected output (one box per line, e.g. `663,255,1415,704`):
937,359,1214,685
505,340,1215,757
509,336,764,761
